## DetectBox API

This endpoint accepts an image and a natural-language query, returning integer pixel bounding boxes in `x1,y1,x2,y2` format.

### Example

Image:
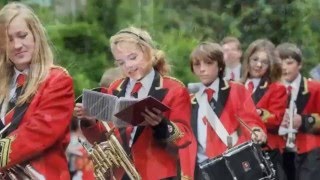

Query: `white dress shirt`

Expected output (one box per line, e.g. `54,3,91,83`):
125,68,155,147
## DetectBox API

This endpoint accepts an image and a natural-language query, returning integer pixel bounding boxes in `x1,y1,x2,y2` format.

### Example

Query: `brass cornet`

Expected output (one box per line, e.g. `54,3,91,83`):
79,121,141,180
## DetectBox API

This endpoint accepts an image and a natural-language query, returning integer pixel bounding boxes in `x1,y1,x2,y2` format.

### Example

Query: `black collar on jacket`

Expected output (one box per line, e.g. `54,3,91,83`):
251,76,269,105
296,77,310,114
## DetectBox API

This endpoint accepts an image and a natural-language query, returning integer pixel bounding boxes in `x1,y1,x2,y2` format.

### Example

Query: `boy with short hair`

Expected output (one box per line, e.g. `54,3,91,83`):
277,43,320,180
189,42,267,179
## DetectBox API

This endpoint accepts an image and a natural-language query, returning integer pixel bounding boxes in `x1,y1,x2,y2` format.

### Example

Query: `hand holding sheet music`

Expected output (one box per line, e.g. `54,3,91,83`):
82,89,170,127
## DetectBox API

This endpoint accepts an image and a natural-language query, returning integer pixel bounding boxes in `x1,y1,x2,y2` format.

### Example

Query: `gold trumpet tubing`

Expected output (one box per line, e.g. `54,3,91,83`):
109,134,141,180
91,152,111,179
94,146,113,168
94,167,106,180
111,137,138,174
99,141,117,166
96,143,116,168
101,121,141,180
91,151,109,174
107,142,122,167
92,146,111,169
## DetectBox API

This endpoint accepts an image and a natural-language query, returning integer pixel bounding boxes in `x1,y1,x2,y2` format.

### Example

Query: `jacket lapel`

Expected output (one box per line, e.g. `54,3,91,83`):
132,71,168,144
112,78,129,97
252,78,269,105
215,78,230,118
295,77,310,114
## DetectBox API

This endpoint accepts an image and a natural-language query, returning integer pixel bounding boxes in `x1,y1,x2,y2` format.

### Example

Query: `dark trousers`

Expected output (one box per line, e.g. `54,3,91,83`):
265,149,287,180
295,148,320,180
283,150,296,180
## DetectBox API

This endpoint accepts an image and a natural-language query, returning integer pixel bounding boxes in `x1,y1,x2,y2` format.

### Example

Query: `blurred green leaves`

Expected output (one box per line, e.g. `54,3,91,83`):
7,0,319,95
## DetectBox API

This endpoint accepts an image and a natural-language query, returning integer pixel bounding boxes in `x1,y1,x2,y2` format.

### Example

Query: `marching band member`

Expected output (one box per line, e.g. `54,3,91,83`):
0,2,74,179
241,39,287,180
188,42,267,179
74,26,196,179
221,36,243,81
277,43,320,180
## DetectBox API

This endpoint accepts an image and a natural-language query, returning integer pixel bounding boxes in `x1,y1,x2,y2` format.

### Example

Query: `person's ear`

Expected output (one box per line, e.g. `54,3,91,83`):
298,62,303,70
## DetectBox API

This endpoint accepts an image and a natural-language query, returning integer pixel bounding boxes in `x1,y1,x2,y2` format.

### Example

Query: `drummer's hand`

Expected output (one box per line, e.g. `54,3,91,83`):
141,108,164,126
251,127,267,144
74,103,96,125
292,114,302,130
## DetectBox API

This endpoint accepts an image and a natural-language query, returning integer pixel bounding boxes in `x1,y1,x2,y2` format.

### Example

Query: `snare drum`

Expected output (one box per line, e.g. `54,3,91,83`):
199,155,233,180
199,141,275,180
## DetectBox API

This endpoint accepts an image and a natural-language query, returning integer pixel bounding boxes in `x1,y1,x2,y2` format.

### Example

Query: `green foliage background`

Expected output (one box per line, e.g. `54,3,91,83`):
1,0,319,96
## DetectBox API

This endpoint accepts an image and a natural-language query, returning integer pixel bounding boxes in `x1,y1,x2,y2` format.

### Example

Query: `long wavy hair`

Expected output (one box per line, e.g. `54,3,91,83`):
110,26,170,75
0,2,54,105
241,39,282,83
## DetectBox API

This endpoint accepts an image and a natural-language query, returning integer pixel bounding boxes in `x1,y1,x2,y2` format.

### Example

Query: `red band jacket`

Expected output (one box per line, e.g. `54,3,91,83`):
0,66,75,180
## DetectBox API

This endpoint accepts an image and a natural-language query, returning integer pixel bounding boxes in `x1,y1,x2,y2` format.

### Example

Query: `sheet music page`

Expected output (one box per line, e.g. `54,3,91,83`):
113,97,139,127
82,89,117,121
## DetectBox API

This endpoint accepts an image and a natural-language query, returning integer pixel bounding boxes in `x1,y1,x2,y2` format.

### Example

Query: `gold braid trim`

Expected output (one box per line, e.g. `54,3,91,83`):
260,108,274,123
163,76,185,87
302,77,309,95
51,65,70,75
111,78,125,92
181,172,192,180
165,122,183,143
0,135,15,168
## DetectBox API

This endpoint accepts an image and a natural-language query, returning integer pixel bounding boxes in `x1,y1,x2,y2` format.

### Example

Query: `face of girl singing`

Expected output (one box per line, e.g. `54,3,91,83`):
248,50,269,78
7,15,35,71
113,41,153,80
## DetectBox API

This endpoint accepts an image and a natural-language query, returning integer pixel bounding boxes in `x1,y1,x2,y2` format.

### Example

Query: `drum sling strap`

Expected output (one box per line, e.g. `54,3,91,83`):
0,87,30,138
2,102,29,138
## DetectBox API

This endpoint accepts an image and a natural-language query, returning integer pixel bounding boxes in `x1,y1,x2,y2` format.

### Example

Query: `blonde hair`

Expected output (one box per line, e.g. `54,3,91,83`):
0,2,54,105
99,67,123,87
110,26,170,75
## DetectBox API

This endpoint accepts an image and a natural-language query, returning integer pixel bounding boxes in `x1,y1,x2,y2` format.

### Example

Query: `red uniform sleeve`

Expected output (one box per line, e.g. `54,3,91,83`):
162,87,193,148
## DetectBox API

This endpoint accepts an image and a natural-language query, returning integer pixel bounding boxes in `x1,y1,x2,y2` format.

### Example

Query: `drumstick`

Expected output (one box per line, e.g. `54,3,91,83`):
235,115,258,138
